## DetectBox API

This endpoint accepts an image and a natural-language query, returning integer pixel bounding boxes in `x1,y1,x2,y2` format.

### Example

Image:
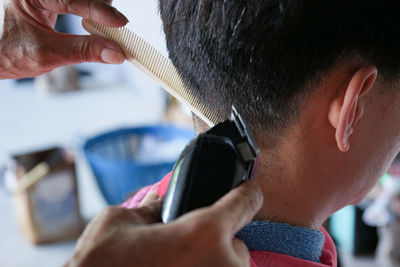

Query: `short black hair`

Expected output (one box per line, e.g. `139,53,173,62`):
159,0,400,140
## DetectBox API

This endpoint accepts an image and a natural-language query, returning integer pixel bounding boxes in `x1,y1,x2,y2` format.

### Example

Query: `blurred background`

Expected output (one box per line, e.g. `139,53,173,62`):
0,1,400,267
0,1,194,266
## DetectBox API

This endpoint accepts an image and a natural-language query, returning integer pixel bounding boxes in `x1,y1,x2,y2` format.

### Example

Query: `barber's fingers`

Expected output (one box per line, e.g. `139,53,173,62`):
51,33,125,65
77,200,163,245
140,191,163,207
231,239,251,267
181,180,263,236
96,200,163,227
125,198,164,224
75,200,163,252
34,0,128,27
207,180,263,235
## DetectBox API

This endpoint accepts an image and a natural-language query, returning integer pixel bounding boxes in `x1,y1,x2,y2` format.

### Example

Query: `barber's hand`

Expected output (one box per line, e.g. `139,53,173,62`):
65,181,263,267
0,0,127,79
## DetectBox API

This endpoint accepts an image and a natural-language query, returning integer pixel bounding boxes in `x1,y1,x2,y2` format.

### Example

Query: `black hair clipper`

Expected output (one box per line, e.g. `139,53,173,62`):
161,106,259,223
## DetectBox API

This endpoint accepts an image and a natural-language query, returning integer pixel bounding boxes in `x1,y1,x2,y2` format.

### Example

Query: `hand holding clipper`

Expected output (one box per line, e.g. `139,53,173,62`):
162,107,260,223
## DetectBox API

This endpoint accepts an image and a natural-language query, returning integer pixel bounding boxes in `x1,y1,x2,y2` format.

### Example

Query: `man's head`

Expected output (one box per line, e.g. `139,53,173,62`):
159,0,400,225
159,0,400,137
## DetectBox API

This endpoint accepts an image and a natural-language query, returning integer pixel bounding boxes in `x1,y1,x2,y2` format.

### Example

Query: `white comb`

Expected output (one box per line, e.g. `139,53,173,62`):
82,19,223,127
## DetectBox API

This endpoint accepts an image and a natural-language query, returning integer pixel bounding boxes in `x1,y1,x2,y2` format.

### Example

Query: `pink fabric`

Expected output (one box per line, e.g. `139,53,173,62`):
122,173,337,267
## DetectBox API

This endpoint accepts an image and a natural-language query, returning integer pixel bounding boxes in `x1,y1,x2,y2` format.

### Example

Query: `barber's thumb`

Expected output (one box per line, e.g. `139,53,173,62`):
59,34,125,65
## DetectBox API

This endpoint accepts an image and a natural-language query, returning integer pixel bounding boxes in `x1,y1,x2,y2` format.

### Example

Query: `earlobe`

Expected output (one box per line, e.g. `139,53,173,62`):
328,98,342,130
328,66,377,152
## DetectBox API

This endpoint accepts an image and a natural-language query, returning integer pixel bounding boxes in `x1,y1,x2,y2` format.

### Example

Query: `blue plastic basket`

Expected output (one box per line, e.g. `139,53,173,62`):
83,125,194,205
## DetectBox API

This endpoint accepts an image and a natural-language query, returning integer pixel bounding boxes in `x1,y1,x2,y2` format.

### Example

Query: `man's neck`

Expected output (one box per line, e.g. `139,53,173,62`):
193,113,338,230
253,137,335,230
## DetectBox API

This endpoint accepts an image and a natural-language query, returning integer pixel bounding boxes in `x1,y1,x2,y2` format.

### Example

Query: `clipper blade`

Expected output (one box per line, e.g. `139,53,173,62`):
82,19,223,127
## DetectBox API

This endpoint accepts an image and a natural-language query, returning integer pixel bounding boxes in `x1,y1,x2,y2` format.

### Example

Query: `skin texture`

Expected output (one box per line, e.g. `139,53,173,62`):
250,63,400,229
65,181,263,267
0,0,128,79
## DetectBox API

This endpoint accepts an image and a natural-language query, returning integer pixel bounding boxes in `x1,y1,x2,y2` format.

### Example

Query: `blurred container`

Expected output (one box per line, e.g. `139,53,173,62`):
8,147,83,245
83,125,194,205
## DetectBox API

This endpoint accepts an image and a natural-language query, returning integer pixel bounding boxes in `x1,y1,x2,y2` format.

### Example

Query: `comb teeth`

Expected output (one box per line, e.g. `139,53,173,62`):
82,19,224,127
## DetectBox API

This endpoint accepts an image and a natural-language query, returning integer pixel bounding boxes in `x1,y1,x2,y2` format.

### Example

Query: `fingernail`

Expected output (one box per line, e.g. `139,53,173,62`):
140,192,161,207
145,192,160,202
113,9,129,23
101,48,124,64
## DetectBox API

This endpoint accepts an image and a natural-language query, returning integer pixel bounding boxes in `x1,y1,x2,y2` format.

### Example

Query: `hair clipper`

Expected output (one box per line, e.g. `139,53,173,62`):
161,106,259,223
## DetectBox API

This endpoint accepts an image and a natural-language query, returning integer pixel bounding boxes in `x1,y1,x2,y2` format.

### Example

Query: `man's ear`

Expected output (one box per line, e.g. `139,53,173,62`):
328,66,377,152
